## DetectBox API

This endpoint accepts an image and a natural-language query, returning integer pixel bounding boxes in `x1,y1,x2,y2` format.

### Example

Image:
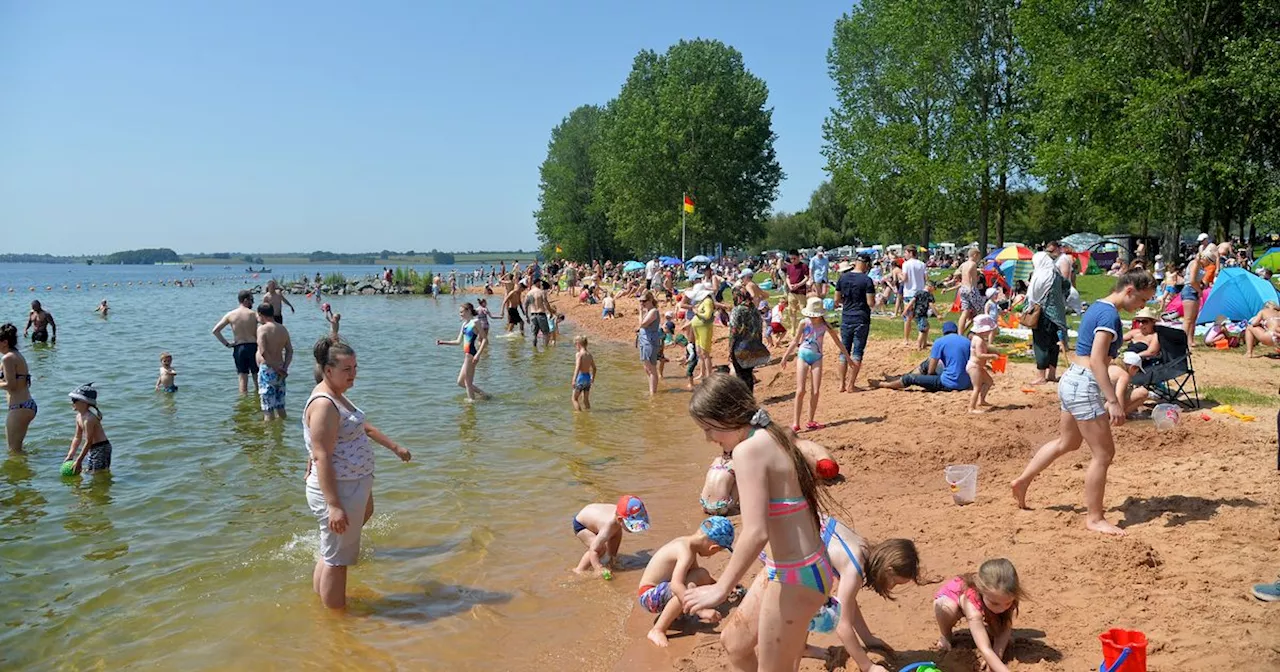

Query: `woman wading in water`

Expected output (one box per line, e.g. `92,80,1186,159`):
682,375,835,672
0,324,37,453
304,337,411,608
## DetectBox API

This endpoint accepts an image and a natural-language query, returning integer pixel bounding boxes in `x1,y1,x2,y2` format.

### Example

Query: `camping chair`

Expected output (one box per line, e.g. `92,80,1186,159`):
1130,325,1201,409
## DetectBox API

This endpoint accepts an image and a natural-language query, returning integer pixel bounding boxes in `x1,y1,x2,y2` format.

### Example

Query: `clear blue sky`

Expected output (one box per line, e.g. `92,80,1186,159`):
0,1,850,256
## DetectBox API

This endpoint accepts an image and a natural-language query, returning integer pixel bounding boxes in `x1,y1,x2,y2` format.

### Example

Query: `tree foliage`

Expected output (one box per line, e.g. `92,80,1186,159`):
104,248,181,265
533,104,615,261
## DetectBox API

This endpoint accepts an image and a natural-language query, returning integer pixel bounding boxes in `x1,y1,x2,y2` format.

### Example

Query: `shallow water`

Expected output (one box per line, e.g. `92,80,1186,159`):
0,263,711,671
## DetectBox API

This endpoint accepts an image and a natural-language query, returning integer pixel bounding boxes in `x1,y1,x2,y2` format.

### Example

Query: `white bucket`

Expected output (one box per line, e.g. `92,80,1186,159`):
1152,403,1180,431
945,464,978,505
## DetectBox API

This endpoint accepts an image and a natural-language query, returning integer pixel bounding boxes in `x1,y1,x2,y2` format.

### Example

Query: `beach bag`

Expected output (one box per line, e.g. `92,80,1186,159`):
1020,301,1042,329
733,339,772,369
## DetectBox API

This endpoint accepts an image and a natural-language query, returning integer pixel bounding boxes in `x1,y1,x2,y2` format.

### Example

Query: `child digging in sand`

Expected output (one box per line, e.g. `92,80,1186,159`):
572,495,650,578
638,516,735,647
934,558,1026,672
967,314,1000,413
571,335,596,411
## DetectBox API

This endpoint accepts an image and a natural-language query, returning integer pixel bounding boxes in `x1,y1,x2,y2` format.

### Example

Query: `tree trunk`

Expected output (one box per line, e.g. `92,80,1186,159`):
979,169,990,254
996,168,1007,247
921,216,931,248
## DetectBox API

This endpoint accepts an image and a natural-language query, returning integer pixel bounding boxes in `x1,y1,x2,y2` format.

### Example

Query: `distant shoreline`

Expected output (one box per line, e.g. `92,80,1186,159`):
0,252,535,266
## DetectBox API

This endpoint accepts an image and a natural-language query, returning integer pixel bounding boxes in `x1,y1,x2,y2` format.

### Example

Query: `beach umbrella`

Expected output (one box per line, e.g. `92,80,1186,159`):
984,244,1033,263
659,256,683,266
1252,247,1280,272
688,254,712,264
622,260,644,272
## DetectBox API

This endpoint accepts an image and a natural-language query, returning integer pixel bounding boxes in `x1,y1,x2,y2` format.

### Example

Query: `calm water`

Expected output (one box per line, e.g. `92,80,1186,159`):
0,263,711,671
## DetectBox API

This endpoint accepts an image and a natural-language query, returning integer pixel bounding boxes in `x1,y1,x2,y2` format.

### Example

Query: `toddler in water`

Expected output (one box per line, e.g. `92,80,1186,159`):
155,352,177,393
572,495,650,578
700,456,737,515
321,302,341,336
638,516,735,647
571,335,596,411
934,558,1026,672
967,314,1000,413
63,383,112,474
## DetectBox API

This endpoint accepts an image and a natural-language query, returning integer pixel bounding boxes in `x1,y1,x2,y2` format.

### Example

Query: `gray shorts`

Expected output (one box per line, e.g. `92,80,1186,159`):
531,313,550,338
306,474,373,567
1058,365,1107,421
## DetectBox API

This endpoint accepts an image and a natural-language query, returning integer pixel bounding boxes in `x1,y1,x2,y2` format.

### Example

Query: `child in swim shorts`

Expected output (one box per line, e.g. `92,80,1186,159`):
572,495,650,578
637,516,734,647
155,352,178,393
64,383,113,474
571,335,596,411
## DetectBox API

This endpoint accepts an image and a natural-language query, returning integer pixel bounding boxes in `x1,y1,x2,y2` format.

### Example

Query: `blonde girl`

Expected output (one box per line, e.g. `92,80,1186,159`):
934,558,1027,672
681,374,834,672
776,297,852,432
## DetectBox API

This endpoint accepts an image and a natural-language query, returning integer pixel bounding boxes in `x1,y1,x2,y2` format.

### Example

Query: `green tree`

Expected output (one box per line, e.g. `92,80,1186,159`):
825,0,966,248
533,104,615,260
595,39,782,256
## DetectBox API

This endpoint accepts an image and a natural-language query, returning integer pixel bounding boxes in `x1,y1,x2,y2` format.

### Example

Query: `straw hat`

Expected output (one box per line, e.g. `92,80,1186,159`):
801,297,826,318
1133,307,1158,321
836,260,855,273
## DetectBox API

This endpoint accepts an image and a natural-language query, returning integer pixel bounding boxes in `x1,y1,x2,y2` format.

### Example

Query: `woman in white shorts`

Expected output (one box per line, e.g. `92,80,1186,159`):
1010,270,1156,536
305,336,412,609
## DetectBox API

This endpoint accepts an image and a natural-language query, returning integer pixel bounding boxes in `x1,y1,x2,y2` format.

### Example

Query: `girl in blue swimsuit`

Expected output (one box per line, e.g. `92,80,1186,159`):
776,298,852,432
436,303,488,401
0,323,37,453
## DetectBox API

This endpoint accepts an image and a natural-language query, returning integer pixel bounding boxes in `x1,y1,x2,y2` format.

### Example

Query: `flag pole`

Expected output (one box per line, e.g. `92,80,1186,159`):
681,192,687,264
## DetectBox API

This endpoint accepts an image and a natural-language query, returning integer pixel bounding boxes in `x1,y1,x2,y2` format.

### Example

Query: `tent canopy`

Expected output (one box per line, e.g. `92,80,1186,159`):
1252,248,1280,272
1196,267,1280,324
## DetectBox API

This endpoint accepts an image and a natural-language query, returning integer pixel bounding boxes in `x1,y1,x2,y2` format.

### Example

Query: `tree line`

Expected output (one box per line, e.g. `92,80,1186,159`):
537,2,1280,260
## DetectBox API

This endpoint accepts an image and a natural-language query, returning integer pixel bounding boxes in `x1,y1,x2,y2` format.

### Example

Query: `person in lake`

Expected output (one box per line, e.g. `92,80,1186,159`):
0,324,37,453
212,290,261,394
436,302,488,401
304,336,411,609
25,300,56,344
681,374,835,672
636,290,663,396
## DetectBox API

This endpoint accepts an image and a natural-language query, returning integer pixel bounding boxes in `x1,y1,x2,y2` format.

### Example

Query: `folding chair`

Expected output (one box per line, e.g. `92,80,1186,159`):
1130,325,1200,409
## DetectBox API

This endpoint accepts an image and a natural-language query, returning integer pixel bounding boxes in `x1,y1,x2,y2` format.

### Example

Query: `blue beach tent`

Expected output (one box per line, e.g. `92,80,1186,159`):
1195,267,1280,324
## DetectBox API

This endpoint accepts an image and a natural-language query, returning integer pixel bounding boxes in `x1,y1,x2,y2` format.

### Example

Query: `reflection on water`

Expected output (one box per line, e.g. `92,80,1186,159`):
0,264,711,670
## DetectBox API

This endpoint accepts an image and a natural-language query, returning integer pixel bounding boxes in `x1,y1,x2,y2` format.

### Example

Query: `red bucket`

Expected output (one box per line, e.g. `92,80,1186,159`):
1100,629,1147,672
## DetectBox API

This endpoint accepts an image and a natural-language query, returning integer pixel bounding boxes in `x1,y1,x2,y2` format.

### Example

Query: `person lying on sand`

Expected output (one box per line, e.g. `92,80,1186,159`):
571,495,649,578
638,516,736,648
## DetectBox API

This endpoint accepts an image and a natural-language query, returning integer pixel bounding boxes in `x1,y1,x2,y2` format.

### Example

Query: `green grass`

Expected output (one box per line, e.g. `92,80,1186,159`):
1200,386,1277,409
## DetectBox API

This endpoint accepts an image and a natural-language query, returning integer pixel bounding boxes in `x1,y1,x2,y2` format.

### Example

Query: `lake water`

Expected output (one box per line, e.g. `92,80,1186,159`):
0,263,711,671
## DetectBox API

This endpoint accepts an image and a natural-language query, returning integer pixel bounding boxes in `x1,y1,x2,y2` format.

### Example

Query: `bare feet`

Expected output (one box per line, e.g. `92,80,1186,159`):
936,635,953,652
1028,378,1048,386
846,385,863,393
647,628,670,648
969,408,989,414
695,608,723,624
1086,519,1128,536
1011,479,1029,509
868,379,882,389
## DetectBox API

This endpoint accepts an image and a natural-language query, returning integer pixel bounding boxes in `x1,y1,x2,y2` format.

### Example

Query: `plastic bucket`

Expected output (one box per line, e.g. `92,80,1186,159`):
944,464,978,505
1152,403,1180,431
991,353,1008,374
1100,629,1147,672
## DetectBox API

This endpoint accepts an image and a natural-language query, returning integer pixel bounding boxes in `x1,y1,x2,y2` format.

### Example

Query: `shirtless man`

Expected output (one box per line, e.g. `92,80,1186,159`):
1244,301,1280,358
525,280,554,350
25,301,56,343
212,290,260,394
254,303,293,421
952,248,983,335
263,280,295,324
736,269,770,307
502,280,527,336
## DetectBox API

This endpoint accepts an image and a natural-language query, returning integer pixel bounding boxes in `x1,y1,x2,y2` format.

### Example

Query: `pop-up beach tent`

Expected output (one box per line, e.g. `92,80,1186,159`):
1252,247,1280,273
1195,267,1280,324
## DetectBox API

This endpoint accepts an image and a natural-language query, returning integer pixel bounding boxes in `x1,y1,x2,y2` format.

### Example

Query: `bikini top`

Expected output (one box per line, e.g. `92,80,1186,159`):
820,515,865,580
0,369,32,382
768,497,810,518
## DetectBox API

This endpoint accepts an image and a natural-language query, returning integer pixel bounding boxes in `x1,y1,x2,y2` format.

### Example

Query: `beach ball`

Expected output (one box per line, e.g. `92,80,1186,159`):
60,461,77,477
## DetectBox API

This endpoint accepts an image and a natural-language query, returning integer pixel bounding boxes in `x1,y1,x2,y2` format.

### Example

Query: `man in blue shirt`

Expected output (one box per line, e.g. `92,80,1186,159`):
809,247,831,297
870,321,972,392
835,254,876,391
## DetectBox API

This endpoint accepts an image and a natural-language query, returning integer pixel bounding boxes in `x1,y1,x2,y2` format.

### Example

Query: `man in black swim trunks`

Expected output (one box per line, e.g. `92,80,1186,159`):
25,300,56,344
502,280,526,336
212,290,261,394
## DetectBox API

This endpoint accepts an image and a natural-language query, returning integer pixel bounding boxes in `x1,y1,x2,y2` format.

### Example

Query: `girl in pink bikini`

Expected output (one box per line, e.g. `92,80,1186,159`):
933,558,1026,672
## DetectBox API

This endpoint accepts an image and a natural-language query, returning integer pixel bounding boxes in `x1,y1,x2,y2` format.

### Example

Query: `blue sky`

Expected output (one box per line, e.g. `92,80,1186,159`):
0,1,850,255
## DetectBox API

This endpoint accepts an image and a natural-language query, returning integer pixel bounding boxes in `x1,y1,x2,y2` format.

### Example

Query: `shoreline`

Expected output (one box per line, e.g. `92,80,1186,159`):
549,291,1279,671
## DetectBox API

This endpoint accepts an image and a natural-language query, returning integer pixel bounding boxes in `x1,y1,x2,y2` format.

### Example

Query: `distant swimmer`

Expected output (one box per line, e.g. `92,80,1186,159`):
255,303,293,421
264,280,295,324
24,300,56,344
212,290,260,394
95,300,109,317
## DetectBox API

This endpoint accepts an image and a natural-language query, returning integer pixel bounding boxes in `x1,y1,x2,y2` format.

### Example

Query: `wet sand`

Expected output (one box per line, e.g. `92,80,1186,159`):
555,291,1280,671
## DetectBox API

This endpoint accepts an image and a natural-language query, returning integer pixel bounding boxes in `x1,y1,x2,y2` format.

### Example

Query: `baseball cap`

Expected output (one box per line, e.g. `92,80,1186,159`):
1121,351,1143,367
1197,232,1209,242
616,495,650,533
700,516,735,551
942,321,959,334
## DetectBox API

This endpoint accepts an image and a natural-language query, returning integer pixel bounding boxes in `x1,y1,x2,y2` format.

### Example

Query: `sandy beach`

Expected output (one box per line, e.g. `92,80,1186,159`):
553,291,1280,671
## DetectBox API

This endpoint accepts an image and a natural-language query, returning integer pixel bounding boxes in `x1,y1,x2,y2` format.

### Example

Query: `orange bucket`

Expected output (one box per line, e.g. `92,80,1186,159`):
1100,629,1147,672
991,353,1008,374
1213,338,1230,350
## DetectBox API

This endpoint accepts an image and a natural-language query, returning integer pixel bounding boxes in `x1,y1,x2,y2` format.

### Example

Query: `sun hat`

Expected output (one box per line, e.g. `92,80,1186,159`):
985,287,998,299
616,495,650,533
942,320,959,334
837,260,855,273
971,314,997,334
68,383,98,406
1133,307,1158,321
1122,351,1143,367
700,516,735,551
739,268,754,279
801,297,826,318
